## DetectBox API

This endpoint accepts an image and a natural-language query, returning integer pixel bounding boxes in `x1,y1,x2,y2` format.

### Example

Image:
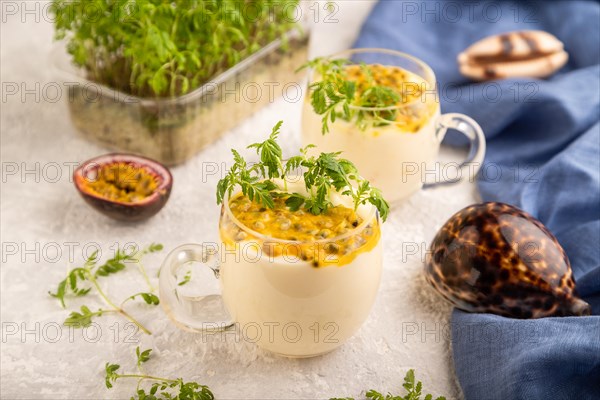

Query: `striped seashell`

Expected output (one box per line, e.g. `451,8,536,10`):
458,30,568,81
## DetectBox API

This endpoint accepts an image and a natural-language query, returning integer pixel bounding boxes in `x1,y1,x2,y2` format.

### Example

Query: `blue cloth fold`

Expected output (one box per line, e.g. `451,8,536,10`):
354,1,600,399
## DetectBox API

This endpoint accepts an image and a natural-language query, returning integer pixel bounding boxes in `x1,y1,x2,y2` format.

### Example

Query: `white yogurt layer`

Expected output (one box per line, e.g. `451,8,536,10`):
303,103,441,202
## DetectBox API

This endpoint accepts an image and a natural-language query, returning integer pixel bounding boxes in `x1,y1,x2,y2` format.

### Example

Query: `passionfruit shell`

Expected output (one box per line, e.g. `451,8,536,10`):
74,153,173,222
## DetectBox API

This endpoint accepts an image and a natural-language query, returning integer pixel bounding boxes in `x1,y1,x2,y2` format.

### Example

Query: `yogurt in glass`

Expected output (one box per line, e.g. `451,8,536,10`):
159,180,383,357
302,49,486,203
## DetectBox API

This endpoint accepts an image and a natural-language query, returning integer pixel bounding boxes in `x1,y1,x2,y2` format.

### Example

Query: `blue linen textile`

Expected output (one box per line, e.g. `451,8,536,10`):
354,1,600,399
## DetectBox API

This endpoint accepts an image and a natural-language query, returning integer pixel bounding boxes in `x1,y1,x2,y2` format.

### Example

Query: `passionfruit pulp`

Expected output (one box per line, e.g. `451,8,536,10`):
74,153,173,222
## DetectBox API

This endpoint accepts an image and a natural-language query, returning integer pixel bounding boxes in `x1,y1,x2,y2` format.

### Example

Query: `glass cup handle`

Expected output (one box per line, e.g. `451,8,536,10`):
423,113,487,188
159,244,233,332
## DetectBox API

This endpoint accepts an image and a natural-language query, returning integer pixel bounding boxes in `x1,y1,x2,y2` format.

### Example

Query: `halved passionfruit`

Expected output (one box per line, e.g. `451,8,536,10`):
74,153,173,222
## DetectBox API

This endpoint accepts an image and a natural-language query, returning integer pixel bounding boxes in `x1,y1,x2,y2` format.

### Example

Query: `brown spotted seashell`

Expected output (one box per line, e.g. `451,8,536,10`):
425,202,591,319
458,30,568,80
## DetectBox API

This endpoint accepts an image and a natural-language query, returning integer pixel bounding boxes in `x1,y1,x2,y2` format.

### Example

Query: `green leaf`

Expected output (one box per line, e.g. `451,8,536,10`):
136,346,152,365
104,362,120,389
247,120,284,179
365,390,385,400
403,369,415,392
285,194,305,211
49,279,67,308
126,292,160,306
95,259,126,277
141,293,160,305
332,370,444,400
64,305,100,328
177,270,192,286
285,155,304,175
94,248,139,277
146,243,164,253
87,250,99,263
49,267,91,307
150,71,168,95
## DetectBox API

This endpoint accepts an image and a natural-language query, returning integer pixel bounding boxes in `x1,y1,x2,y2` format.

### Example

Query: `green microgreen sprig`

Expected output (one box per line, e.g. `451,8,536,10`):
105,347,214,400
298,57,401,134
331,369,446,400
49,243,163,335
216,121,389,221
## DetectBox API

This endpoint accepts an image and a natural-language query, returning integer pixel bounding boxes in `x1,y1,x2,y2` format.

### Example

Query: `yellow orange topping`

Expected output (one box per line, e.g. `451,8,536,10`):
220,194,380,267
342,64,438,132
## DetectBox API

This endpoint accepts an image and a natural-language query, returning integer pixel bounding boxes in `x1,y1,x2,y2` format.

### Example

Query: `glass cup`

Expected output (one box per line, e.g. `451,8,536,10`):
302,48,486,203
159,194,383,358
